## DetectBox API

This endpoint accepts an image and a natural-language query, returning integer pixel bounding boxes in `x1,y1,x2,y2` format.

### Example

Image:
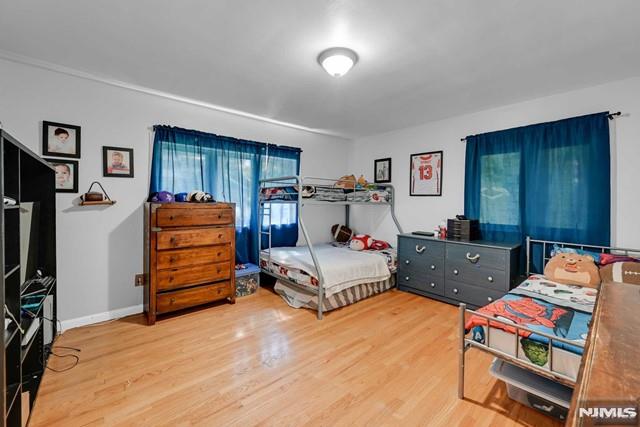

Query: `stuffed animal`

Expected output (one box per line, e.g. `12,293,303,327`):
544,253,601,288
599,262,640,285
370,240,390,250
331,224,354,243
335,175,357,189
350,234,373,251
357,175,368,187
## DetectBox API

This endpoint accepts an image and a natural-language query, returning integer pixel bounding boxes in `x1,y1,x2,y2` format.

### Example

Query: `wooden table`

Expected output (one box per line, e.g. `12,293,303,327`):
566,281,640,426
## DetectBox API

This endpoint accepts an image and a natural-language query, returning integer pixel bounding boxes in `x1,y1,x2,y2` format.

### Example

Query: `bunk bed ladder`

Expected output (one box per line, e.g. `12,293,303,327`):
259,202,273,266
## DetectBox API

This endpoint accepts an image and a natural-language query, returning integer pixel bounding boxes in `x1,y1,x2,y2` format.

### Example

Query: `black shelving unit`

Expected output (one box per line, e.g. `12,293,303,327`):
1,129,57,427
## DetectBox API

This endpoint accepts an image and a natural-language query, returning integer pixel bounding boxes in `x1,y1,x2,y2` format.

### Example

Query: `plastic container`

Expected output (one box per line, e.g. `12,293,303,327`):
235,263,260,297
490,359,573,421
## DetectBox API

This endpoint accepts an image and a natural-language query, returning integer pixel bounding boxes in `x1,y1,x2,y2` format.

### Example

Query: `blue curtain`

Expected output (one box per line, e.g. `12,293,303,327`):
464,112,610,270
150,126,300,264
261,145,301,248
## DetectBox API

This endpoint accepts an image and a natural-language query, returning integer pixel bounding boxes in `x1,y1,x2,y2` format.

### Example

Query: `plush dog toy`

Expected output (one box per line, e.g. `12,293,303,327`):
544,253,601,288
349,234,373,251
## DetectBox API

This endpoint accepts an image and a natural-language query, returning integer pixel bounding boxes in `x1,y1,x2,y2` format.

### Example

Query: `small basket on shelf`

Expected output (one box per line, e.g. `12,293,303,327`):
80,181,116,206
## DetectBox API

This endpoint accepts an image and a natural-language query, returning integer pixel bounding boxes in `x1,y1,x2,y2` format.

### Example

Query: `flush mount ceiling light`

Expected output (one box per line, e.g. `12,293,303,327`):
317,47,358,77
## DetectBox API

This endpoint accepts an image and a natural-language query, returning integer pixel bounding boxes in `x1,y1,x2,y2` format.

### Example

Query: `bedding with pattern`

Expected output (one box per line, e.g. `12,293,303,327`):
465,275,596,365
260,185,390,203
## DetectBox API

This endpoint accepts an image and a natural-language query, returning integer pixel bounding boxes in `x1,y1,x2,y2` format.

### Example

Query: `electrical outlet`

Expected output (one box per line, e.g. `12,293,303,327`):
135,274,145,286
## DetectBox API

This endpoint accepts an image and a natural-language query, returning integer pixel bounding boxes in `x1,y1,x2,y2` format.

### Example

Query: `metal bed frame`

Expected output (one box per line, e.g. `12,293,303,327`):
258,175,403,320
458,236,640,399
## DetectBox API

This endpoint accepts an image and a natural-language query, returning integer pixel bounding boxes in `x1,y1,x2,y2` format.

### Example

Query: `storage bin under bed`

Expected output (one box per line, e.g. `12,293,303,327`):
490,359,572,421
235,263,260,297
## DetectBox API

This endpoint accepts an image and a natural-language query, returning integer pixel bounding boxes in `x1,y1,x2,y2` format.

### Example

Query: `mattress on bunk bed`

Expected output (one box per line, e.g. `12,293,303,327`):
274,275,396,312
465,275,597,380
260,185,390,203
259,244,392,296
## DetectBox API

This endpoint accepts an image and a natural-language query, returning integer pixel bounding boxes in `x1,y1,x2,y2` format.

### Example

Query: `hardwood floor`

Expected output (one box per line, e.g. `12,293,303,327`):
30,288,561,426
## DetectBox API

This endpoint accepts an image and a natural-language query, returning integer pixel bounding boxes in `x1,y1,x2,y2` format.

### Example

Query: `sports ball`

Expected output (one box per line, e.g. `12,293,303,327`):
174,192,188,202
301,185,316,198
151,191,174,203
331,224,353,243
350,234,373,251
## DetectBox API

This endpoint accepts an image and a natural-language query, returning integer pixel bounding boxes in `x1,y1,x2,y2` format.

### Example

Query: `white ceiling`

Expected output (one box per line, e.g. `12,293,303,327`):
1,0,640,138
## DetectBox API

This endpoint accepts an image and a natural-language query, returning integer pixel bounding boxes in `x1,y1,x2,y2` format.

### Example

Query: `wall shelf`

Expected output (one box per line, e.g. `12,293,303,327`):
79,200,116,206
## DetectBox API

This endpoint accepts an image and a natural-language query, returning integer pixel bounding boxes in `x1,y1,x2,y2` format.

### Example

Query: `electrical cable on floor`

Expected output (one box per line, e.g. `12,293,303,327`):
42,316,81,372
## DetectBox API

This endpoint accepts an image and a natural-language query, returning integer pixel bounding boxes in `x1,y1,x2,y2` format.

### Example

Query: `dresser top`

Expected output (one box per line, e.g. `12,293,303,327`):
398,233,521,250
147,202,235,209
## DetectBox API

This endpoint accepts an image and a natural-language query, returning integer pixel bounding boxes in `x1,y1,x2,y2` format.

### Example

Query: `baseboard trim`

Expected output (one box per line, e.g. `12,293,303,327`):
60,304,143,332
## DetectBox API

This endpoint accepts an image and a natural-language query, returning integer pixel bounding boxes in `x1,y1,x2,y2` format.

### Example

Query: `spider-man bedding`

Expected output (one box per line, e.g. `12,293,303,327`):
465,275,597,379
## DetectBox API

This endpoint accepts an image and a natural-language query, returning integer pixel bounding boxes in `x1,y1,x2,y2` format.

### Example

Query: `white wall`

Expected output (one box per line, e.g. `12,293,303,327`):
348,76,640,249
0,58,350,323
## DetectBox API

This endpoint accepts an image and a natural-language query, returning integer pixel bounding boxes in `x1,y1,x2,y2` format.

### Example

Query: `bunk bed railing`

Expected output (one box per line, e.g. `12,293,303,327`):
258,174,403,320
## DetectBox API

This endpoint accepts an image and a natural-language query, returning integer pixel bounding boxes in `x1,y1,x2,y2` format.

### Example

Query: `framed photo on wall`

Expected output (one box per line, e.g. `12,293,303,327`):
410,150,442,196
45,158,79,193
42,121,81,158
374,157,392,183
103,146,134,178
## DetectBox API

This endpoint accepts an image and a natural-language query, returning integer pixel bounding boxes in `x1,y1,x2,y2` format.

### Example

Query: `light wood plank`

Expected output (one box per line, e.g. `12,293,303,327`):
30,288,561,426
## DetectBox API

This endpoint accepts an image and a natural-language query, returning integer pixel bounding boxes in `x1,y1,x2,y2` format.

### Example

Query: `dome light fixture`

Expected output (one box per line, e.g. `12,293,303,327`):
317,47,358,77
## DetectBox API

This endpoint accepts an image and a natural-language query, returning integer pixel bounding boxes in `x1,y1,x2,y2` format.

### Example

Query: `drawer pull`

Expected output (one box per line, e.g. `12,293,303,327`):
415,245,426,254
466,252,480,263
169,257,176,263
430,264,436,271
487,276,494,283
405,260,410,265
169,215,175,220
217,214,223,219
216,268,222,274
170,297,176,304
453,288,459,294
453,269,459,275
170,237,177,245
430,282,436,288
487,296,493,302
218,233,223,239
405,276,410,281
169,276,174,282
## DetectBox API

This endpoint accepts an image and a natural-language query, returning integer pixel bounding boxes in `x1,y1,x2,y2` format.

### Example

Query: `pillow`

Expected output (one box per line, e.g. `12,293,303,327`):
551,244,602,264
599,262,640,285
599,253,640,266
544,253,601,288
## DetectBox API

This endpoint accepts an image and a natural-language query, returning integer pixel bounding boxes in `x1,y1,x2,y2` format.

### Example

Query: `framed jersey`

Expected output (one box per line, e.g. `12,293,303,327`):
410,150,442,196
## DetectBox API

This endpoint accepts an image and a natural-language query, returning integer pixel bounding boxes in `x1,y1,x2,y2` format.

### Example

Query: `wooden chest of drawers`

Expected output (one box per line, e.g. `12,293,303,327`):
397,234,520,308
144,202,236,325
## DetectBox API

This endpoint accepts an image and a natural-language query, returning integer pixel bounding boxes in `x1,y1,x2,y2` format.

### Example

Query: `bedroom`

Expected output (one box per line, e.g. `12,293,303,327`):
0,1,639,426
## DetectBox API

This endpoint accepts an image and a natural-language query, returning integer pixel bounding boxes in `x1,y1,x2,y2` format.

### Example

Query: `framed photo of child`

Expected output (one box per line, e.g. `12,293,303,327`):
410,150,442,196
374,158,392,183
103,146,134,178
45,158,79,193
42,121,81,158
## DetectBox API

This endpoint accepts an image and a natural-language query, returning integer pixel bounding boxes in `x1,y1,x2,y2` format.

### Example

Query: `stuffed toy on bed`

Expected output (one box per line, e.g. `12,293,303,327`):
350,234,373,251
544,253,601,288
348,234,391,251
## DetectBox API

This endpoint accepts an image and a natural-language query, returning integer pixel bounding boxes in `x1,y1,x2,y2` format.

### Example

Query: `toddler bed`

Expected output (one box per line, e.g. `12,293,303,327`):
458,237,640,399
465,275,596,380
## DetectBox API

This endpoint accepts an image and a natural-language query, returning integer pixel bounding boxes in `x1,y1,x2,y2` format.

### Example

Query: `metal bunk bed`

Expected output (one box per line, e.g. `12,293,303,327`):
258,175,403,320
458,236,640,399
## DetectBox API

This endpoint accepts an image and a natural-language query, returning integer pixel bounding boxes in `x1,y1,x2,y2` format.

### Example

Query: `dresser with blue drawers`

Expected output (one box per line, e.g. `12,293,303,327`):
397,233,520,308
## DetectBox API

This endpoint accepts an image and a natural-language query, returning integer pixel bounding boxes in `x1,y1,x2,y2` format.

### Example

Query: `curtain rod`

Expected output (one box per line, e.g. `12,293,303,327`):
460,111,622,142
